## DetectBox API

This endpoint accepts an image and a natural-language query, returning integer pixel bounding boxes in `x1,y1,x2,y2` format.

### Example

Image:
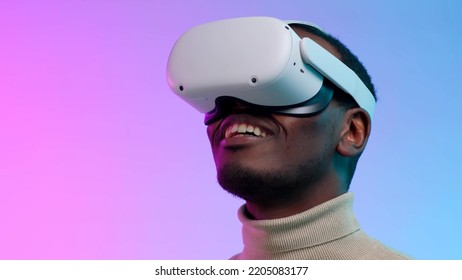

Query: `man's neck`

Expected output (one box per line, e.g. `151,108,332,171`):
244,180,347,220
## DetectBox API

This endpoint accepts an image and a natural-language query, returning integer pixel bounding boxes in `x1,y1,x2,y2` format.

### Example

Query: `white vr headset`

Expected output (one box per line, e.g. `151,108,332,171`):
167,17,375,124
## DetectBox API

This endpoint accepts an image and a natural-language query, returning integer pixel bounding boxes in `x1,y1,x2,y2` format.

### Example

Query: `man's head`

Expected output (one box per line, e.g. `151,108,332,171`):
167,17,377,217
205,22,375,212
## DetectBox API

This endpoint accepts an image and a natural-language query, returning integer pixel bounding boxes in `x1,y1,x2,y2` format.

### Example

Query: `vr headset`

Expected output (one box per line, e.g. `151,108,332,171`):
167,17,375,125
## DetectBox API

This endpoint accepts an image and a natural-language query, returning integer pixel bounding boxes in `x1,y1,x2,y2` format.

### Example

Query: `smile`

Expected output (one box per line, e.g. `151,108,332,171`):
224,123,268,138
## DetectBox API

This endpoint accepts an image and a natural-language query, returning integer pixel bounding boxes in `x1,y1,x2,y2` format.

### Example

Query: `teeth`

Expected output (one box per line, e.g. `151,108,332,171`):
254,127,261,136
224,123,268,138
238,124,247,133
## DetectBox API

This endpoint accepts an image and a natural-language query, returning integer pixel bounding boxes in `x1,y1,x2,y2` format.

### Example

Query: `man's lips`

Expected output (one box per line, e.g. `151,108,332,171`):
224,123,268,138
214,114,277,146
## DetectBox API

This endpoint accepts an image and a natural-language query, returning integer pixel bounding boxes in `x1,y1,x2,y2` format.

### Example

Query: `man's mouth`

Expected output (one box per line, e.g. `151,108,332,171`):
224,123,269,138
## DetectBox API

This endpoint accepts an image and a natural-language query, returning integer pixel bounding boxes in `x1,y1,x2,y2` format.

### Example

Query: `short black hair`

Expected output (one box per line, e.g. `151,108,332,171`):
289,23,377,102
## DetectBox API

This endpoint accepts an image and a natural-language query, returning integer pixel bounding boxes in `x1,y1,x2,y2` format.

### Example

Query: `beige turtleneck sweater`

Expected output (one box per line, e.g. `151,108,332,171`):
231,192,409,260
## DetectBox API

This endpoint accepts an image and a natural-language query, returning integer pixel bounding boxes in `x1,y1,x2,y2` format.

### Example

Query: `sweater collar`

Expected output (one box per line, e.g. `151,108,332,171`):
238,192,360,255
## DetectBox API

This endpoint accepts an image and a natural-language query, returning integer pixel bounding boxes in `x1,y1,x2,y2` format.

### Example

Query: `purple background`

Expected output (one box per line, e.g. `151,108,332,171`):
1,0,461,259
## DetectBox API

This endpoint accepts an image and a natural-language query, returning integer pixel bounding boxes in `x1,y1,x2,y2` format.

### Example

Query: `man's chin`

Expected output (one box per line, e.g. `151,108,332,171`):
216,163,306,204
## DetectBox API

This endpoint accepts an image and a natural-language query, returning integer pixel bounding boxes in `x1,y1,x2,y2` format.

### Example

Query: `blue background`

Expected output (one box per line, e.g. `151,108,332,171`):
0,0,460,259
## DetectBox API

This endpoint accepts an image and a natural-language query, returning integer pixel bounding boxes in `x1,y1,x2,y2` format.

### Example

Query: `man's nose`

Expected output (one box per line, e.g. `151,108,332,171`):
216,98,253,113
205,97,268,125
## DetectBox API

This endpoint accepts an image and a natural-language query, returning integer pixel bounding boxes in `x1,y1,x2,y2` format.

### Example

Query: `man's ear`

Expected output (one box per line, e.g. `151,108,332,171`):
336,108,371,157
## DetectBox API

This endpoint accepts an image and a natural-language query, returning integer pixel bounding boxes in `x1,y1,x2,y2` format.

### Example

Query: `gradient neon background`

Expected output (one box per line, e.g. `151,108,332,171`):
1,0,461,260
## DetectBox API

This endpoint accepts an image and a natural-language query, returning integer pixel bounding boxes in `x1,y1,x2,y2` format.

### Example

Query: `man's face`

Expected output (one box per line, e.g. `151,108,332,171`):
206,29,346,204
207,100,346,204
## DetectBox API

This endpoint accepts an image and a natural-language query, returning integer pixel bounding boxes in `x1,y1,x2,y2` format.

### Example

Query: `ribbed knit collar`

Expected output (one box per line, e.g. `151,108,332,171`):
238,192,360,255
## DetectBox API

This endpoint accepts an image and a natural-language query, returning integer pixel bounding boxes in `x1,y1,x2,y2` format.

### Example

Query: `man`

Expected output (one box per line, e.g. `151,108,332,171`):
168,17,408,259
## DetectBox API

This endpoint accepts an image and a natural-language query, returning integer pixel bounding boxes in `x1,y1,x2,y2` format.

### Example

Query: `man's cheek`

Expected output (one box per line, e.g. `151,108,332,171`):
206,125,215,143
